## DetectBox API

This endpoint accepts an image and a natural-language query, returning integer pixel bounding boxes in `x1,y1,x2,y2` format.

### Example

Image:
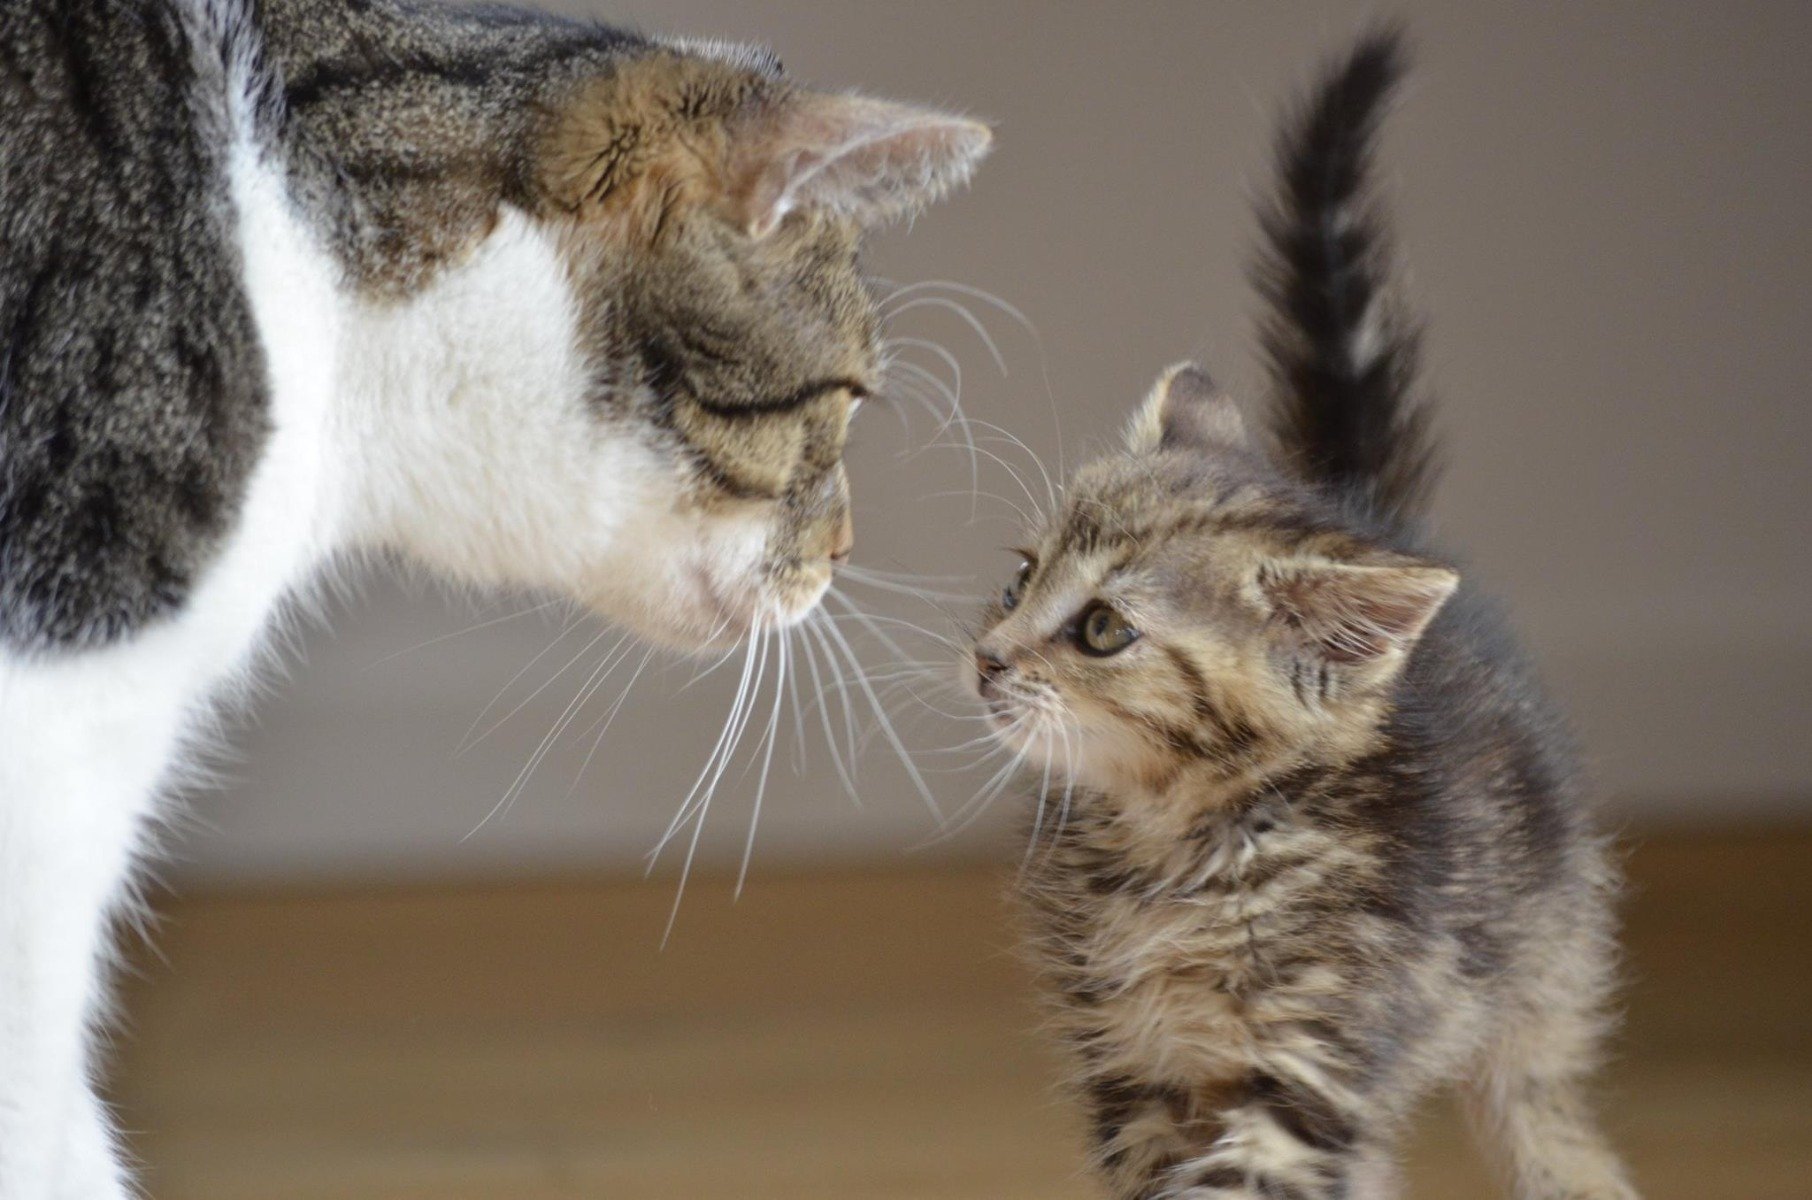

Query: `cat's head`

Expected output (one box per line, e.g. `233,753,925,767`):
969,365,1457,790
358,42,988,652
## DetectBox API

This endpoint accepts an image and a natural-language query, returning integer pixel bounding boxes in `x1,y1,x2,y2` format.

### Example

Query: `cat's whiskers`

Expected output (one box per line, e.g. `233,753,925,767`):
883,295,1008,376
562,643,658,802
460,621,627,758
880,287,1049,533
879,275,1066,494
735,620,790,900
814,667,946,703
812,606,943,820
637,558,1000,925
455,609,589,754
461,626,634,842
821,591,999,728
931,722,1020,757
822,589,966,682
676,615,742,690
784,628,810,772
914,720,1032,847
877,278,1034,338
884,351,979,484
881,335,963,418
1036,715,1082,866
875,279,1014,519
363,596,563,671
797,616,863,805
851,675,992,738
655,619,771,947
919,487,1041,529
877,312,1060,538
651,621,767,868
933,437,1047,523
1022,746,1060,872
835,563,970,588
494,633,639,818
969,418,1060,515
823,593,969,657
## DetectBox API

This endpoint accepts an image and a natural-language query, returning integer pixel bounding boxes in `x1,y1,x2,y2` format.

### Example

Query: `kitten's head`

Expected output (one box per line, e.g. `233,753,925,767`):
970,365,1457,790
372,43,988,652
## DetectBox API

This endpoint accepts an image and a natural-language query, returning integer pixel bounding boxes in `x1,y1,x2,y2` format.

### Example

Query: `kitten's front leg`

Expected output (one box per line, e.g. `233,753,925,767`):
1085,1070,1386,1200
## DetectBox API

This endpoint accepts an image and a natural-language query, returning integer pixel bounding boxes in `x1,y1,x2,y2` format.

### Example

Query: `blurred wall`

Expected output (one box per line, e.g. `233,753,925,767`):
177,1,1812,884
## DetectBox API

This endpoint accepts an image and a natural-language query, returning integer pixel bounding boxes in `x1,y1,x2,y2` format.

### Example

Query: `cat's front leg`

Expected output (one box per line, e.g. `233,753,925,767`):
0,734,146,1200
0,853,132,1200
51,1087,128,1200
0,845,125,1200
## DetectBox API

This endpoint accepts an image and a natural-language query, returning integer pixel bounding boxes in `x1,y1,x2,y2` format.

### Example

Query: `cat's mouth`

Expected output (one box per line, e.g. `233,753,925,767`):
586,529,836,653
665,560,833,650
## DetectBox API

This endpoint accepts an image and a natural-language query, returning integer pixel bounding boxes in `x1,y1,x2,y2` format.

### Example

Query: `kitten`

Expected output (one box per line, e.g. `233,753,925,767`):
968,34,1635,1200
0,1,986,1194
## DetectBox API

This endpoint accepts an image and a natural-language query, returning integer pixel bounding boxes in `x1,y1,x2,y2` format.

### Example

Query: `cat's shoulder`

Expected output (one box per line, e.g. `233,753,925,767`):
0,0,284,652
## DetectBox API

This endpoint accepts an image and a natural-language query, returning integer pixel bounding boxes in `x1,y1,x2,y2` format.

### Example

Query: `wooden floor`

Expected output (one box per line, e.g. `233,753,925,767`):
111,831,1812,1199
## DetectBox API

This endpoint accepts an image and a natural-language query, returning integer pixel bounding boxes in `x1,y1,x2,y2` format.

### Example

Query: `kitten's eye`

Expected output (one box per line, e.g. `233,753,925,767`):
1002,558,1033,612
1078,603,1139,656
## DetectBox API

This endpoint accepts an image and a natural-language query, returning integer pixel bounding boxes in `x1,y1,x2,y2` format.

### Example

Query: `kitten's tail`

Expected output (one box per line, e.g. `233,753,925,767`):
1256,28,1436,525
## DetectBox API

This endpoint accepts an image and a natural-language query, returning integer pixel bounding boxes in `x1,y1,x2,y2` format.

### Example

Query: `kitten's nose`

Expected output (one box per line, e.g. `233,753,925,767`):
975,649,1009,697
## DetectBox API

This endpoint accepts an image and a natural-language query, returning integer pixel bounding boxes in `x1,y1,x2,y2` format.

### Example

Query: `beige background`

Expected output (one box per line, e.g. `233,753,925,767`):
177,1,1812,884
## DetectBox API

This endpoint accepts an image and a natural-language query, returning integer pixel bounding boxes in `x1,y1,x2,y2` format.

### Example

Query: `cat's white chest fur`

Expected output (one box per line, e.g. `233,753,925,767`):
0,141,339,1198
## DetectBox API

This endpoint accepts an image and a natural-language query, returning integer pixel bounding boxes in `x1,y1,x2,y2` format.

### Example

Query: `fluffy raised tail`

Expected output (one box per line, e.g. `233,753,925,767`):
1256,29,1437,526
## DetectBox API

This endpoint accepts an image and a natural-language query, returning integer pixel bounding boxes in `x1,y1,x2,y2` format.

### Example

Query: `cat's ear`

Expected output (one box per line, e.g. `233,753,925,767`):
539,54,988,238
1126,363,1249,454
730,92,992,237
1259,558,1458,667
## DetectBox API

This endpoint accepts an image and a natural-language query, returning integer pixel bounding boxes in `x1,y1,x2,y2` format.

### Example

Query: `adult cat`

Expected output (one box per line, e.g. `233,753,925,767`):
0,0,989,1195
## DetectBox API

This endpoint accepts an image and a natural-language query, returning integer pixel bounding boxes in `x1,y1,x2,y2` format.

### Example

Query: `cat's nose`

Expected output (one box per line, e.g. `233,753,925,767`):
974,649,1009,697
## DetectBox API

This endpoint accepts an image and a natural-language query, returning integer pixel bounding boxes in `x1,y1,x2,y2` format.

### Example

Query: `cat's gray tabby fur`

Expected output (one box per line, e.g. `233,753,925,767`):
2,0,273,648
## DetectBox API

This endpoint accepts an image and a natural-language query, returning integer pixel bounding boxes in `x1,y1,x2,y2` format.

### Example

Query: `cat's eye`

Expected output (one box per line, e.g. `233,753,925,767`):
1077,603,1139,656
1001,558,1033,612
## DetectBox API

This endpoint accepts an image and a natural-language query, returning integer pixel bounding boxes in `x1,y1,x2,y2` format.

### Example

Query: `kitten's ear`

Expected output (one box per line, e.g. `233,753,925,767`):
731,92,992,237
1260,559,1458,666
1126,363,1249,454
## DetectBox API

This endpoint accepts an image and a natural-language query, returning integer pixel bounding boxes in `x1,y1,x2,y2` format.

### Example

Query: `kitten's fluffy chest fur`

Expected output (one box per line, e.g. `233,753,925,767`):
1022,766,1506,1188
1027,781,1398,1067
